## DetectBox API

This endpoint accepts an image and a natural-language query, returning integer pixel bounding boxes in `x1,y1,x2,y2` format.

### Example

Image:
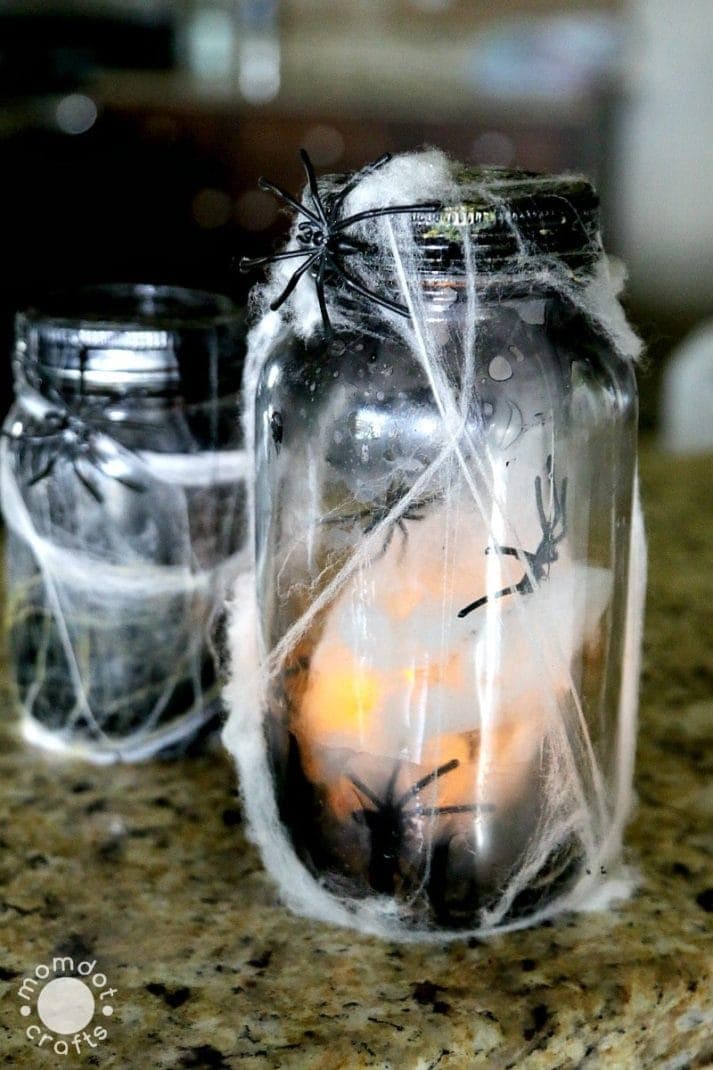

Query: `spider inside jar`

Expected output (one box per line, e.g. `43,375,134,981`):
349,758,493,897
322,485,438,560
458,455,567,619
4,361,147,504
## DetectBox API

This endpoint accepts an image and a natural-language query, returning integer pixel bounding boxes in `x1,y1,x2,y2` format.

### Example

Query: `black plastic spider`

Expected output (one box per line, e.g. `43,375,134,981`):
240,149,440,334
350,758,491,896
5,352,146,503
6,404,145,503
458,455,568,619
322,487,436,560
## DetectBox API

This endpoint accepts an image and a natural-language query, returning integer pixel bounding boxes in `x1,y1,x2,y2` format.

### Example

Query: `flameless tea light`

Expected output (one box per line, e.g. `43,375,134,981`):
224,149,647,939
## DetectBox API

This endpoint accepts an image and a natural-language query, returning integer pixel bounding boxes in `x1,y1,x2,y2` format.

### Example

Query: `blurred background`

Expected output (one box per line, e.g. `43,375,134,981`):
1,0,712,434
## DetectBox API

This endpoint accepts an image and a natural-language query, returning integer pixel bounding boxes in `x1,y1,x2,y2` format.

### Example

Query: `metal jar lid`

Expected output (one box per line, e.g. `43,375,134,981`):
408,168,601,277
15,283,245,401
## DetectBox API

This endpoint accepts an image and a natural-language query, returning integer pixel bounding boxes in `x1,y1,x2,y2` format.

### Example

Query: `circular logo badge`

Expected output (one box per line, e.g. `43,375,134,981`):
17,955,116,1057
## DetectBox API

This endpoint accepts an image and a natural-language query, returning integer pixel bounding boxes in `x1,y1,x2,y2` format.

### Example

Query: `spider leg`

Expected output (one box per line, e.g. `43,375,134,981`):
108,439,145,462
484,544,540,583
382,520,397,556
79,418,147,476
334,201,441,233
516,569,537,593
457,592,489,618
13,431,62,445
484,544,522,559
369,519,394,562
78,345,89,395
314,255,332,333
19,412,67,441
333,237,375,256
411,803,496,817
257,176,321,225
325,254,409,318
397,758,459,808
269,251,321,312
329,153,392,216
95,418,151,437
382,762,403,806
543,475,568,545
43,383,63,407
298,149,329,226
553,477,568,538
26,455,57,486
364,508,389,534
321,507,372,527
395,520,410,561
73,458,104,503
458,578,530,619
109,470,146,493
535,473,549,532
239,247,315,272
349,775,383,810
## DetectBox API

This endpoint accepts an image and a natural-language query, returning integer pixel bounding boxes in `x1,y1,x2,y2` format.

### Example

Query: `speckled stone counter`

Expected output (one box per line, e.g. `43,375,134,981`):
0,449,711,1069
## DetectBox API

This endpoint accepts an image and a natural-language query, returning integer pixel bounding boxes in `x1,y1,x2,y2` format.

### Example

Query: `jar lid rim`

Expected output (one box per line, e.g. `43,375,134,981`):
325,165,601,273
15,283,245,399
19,283,241,338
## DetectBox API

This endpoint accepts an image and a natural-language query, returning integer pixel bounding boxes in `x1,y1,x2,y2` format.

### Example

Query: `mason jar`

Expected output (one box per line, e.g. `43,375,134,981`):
243,163,642,935
1,284,247,763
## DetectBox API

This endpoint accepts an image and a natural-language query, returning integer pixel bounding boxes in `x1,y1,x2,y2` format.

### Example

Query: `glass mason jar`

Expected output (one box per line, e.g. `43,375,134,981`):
1,284,247,763
251,169,640,934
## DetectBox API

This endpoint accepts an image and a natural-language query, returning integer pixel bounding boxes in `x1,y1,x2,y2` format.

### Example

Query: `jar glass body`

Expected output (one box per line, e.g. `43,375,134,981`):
254,281,638,932
2,286,247,762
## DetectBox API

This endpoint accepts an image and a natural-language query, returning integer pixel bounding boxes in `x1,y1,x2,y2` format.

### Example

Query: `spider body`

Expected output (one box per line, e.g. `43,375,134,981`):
458,455,568,619
350,758,489,896
3,343,148,503
240,149,440,334
323,488,435,559
364,498,429,557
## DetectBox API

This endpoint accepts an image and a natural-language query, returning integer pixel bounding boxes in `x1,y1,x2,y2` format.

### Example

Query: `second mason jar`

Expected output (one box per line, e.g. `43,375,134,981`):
2,284,247,762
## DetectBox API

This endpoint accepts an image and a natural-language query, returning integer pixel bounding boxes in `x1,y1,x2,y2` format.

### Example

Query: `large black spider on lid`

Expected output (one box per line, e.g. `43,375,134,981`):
240,149,440,335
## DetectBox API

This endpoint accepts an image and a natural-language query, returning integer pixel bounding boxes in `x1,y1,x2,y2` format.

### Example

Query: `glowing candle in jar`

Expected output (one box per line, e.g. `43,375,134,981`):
293,464,613,893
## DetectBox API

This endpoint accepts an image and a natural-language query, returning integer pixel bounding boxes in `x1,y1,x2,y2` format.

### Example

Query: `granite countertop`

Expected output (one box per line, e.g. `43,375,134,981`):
0,448,711,1069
